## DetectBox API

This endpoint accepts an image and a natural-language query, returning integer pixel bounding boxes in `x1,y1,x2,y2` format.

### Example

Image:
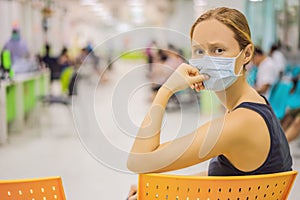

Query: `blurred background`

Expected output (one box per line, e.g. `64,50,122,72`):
0,0,300,199
1,0,299,55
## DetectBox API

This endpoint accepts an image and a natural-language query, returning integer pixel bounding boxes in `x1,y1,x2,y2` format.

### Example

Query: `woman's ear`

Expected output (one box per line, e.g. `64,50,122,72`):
243,44,253,65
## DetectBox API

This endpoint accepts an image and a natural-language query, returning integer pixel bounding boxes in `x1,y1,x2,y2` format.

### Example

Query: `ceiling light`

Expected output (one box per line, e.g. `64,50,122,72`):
80,0,97,6
194,0,207,6
127,0,145,7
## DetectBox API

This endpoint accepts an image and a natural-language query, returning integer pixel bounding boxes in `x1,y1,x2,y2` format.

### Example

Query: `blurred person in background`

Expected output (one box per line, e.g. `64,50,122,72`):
280,76,300,142
41,43,61,81
75,47,89,68
245,61,257,87
75,45,107,84
270,43,286,79
3,28,29,63
58,46,72,72
2,28,38,74
252,46,278,99
281,108,300,142
150,45,185,99
163,44,186,110
163,44,185,81
145,40,157,76
150,49,168,99
42,43,52,66
3,28,40,74
86,44,101,75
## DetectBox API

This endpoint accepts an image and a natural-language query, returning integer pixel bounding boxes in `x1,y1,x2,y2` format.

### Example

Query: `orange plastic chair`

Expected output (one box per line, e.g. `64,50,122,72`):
138,171,298,200
0,176,66,200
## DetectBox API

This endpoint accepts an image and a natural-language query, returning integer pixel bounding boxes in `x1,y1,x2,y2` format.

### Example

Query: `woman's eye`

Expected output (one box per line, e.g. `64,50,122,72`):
194,49,204,55
214,48,224,54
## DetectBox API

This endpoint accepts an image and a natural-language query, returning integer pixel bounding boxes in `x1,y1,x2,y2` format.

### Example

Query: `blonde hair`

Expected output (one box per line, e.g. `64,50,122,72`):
190,7,254,55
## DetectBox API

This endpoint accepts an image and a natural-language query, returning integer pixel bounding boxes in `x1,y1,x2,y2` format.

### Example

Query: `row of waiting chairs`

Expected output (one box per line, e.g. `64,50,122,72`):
0,171,297,199
269,78,300,120
269,65,300,120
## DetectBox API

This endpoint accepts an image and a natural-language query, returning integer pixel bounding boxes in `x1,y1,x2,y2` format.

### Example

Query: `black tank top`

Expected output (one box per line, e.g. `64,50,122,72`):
208,100,293,176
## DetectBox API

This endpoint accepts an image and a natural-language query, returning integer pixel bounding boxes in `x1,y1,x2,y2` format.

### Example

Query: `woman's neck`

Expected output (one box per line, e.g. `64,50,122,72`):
215,78,262,113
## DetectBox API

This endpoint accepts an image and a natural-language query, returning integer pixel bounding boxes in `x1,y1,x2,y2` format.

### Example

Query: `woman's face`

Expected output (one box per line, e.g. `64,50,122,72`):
191,19,241,58
191,19,244,73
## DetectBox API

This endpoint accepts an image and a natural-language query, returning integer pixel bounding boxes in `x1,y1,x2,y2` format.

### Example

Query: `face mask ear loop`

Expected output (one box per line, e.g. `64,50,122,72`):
236,49,244,58
235,49,244,76
236,64,244,76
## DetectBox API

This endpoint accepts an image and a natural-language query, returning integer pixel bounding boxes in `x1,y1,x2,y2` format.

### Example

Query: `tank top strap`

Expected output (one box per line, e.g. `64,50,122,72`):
232,95,270,113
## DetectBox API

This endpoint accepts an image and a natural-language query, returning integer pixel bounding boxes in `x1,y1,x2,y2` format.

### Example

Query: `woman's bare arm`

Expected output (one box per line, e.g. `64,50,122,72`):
127,64,224,173
129,86,172,154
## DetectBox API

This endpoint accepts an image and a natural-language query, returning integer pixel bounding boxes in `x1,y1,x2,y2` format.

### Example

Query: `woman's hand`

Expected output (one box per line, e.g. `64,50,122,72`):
163,63,209,93
127,185,137,200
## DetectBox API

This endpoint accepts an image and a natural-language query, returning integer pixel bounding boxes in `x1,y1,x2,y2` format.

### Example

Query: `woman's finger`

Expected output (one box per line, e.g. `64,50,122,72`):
128,185,137,196
193,82,205,92
200,84,205,90
196,83,201,92
189,74,209,85
186,64,200,74
128,194,138,200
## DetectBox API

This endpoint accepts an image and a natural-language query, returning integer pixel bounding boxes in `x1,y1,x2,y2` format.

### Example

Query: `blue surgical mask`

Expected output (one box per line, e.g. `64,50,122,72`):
12,33,20,41
189,51,243,91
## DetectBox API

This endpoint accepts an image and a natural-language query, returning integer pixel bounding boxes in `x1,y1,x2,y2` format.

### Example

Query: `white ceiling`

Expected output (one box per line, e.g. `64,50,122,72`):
50,0,179,27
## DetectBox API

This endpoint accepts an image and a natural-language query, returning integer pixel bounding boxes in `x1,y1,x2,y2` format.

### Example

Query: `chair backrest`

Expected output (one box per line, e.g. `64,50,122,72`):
269,81,293,119
138,171,298,200
0,176,66,200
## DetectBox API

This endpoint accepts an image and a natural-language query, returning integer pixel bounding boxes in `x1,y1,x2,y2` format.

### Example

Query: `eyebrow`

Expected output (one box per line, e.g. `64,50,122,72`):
207,41,227,47
191,44,203,48
192,41,227,48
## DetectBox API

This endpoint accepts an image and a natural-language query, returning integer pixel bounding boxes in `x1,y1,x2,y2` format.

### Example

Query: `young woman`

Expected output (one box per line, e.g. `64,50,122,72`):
127,8,292,198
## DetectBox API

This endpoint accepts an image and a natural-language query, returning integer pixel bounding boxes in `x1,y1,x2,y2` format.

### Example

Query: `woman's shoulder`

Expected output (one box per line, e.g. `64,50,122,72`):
224,103,270,137
230,100,270,122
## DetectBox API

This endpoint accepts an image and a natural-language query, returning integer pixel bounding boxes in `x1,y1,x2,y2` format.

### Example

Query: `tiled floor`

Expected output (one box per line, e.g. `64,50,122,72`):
0,60,299,199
